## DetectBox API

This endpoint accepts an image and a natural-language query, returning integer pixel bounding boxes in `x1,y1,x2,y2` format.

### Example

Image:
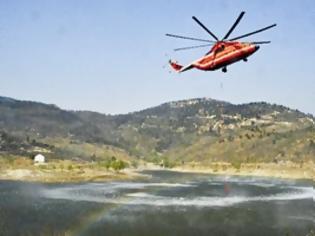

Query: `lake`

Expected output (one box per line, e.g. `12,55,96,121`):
0,170,314,236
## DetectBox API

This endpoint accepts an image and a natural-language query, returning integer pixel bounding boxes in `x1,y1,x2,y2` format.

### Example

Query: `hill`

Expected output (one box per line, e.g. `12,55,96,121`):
0,96,314,166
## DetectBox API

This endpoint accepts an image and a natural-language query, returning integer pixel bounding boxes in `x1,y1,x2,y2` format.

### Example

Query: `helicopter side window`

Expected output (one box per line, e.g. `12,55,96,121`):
215,45,225,54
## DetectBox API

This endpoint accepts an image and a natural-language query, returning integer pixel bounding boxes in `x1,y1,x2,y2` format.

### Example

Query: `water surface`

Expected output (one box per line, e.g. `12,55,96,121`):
0,170,314,235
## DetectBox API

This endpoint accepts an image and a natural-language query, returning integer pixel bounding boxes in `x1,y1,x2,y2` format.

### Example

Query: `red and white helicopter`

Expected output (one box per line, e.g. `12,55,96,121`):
166,11,276,73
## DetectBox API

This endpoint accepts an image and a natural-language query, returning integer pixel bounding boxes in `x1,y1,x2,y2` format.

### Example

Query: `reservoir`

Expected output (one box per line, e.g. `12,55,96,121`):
0,170,314,236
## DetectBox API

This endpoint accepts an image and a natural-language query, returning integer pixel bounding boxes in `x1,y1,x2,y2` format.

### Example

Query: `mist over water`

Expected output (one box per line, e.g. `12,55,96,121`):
0,170,314,236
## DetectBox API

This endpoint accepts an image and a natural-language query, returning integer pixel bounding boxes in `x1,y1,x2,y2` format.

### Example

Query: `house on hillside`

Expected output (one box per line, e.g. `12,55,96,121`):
34,154,45,164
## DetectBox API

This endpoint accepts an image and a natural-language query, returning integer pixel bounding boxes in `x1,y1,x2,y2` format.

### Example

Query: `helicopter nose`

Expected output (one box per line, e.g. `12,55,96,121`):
255,45,260,51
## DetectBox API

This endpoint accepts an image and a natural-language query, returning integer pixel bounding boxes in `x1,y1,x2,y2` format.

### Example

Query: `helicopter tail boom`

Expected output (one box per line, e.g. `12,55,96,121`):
169,60,194,73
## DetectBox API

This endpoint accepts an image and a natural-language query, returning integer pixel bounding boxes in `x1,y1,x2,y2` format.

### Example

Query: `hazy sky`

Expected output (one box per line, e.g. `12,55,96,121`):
0,0,314,115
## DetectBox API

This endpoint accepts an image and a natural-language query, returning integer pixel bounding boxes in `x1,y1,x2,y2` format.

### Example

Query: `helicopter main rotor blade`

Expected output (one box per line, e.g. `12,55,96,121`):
228,24,277,41
250,41,271,44
174,43,213,51
192,16,219,41
222,11,245,40
165,34,215,43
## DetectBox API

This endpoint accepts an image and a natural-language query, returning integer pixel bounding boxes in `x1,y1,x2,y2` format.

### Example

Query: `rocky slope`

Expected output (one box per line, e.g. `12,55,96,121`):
0,96,314,165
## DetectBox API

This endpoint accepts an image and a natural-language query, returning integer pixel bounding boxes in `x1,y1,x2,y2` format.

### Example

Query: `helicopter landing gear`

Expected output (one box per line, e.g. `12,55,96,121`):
222,67,227,73
243,58,248,62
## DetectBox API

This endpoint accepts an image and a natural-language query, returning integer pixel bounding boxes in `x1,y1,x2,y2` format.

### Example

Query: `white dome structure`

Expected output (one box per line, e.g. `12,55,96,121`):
34,154,45,164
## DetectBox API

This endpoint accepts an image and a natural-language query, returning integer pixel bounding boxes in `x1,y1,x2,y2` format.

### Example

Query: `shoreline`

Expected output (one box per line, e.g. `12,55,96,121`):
0,161,314,183
0,167,148,183
171,162,315,182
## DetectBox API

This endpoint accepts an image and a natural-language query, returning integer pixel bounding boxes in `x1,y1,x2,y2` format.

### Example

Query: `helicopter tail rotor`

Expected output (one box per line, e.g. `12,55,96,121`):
169,60,183,72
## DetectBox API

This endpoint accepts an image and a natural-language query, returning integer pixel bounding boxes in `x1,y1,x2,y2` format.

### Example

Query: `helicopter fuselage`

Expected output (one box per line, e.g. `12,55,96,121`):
193,42,259,71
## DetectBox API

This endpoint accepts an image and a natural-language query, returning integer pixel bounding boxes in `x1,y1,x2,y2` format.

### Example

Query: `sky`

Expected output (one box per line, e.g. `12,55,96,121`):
0,0,314,115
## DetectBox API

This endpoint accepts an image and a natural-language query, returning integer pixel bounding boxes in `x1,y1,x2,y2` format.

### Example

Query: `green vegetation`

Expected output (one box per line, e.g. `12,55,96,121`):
98,156,128,171
231,159,242,170
0,96,314,168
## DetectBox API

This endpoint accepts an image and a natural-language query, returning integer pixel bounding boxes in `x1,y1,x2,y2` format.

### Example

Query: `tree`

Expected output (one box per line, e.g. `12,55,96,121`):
231,160,242,170
91,154,96,162
111,160,127,171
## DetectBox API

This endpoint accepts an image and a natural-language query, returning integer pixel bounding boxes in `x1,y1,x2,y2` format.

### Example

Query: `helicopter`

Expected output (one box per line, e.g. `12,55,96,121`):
166,11,276,73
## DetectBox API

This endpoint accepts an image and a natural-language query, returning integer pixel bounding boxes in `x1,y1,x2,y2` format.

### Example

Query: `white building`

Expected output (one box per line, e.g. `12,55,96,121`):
34,154,45,164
